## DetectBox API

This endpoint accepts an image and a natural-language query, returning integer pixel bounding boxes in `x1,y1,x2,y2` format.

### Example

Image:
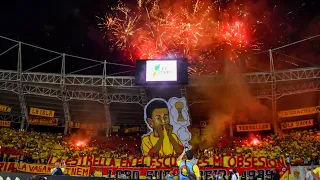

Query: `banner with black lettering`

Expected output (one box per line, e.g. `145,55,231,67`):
0,164,289,179
281,119,314,130
29,107,55,118
278,106,320,118
69,122,107,129
112,126,120,132
89,167,289,179
0,104,11,113
236,123,271,132
124,127,146,133
28,116,58,126
0,120,11,127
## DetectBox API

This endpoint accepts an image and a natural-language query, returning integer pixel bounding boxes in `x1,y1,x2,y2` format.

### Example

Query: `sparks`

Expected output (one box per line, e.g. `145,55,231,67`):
98,0,256,74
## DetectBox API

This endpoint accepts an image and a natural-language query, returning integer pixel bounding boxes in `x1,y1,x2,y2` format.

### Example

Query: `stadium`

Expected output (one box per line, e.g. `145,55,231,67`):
0,33,320,180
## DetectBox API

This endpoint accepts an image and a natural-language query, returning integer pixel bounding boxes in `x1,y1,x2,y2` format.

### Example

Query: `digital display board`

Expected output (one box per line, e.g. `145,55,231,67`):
146,60,177,82
135,59,188,86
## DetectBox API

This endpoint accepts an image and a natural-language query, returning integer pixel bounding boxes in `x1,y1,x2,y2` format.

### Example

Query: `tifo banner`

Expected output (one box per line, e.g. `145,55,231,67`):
281,119,314,130
278,106,320,118
48,155,285,168
142,97,192,156
0,104,11,113
0,163,289,179
30,107,55,118
0,120,11,127
28,116,58,126
236,123,271,132
0,173,106,180
89,167,289,180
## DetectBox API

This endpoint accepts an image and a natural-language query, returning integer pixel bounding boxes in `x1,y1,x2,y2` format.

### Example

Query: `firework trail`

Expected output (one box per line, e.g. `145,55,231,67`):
98,0,314,74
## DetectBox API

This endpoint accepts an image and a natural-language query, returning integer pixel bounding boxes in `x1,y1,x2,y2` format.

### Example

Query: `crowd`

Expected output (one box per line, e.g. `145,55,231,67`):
0,128,142,164
0,127,320,166
195,130,320,166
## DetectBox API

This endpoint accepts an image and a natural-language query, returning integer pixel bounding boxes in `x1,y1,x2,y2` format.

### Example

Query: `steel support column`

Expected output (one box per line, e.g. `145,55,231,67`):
61,54,71,135
180,86,187,98
140,88,148,106
103,61,112,136
318,92,320,128
140,88,149,133
269,50,278,134
180,86,195,127
17,42,28,130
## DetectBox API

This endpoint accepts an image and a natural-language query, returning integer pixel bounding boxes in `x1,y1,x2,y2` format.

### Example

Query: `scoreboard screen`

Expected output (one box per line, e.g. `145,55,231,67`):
135,59,188,86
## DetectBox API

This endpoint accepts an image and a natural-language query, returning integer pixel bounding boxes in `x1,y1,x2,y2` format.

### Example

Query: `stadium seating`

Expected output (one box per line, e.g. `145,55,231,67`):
0,127,319,166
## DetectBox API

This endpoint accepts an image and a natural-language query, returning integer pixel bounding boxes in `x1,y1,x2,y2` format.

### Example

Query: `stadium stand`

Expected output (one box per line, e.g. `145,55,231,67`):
1,127,320,166
1,36,320,179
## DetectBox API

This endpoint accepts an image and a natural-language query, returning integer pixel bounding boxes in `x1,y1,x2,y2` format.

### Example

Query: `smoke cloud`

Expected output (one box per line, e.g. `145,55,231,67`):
192,63,270,146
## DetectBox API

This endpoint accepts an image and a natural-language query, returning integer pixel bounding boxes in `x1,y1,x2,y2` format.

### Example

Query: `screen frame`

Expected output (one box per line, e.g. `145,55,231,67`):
145,60,178,82
135,58,188,86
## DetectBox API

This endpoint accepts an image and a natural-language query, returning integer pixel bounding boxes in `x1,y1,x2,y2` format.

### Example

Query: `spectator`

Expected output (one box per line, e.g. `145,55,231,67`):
273,170,280,180
305,167,314,180
1,127,320,166
228,170,237,180
177,149,200,180
27,176,47,180
232,169,239,180
51,161,66,175
164,171,174,180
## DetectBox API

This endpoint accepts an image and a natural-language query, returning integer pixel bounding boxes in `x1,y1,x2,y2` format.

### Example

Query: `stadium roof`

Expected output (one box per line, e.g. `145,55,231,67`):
0,35,320,130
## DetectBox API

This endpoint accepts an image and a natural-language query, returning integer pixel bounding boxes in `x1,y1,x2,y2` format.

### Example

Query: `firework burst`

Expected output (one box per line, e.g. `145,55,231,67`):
98,0,257,74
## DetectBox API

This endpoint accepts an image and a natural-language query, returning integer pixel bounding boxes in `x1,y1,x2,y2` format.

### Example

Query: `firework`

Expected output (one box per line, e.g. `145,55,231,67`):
98,0,254,70
98,0,312,74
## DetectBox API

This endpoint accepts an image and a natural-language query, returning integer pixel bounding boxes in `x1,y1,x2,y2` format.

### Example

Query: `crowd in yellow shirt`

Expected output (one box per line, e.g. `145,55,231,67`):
1,127,320,167
192,129,320,166
0,128,142,164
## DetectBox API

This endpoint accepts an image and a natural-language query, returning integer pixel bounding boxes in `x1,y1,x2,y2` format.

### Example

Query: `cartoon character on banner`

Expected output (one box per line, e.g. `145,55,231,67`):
168,97,192,149
141,98,185,156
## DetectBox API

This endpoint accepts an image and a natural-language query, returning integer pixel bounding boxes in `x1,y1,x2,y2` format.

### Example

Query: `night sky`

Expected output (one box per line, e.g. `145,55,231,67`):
0,0,319,75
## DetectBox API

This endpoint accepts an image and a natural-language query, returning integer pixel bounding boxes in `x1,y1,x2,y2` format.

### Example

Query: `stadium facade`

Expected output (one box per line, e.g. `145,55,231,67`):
0,36,320,136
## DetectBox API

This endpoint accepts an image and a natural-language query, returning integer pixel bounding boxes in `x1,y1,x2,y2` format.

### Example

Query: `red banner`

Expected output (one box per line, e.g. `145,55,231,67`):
28,116,58,126
48,155,285,168
89,167,289,179
69,122,107,129
0,162,289,179
0,162,90,176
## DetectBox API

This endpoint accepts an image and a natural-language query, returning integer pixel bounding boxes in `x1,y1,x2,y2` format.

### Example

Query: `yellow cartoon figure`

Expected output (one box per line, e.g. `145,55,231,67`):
142,99,183,156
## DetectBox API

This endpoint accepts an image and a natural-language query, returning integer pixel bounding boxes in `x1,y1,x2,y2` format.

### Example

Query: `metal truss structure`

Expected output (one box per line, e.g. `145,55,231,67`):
0,66,320,87
1,36,320,133
60,54,71,134
0,113,22,123
17,43,28,129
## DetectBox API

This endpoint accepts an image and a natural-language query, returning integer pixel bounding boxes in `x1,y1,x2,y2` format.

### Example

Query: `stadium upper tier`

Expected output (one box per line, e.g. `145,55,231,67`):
0,67,320,125
0,35,320,126
1,67,320,87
